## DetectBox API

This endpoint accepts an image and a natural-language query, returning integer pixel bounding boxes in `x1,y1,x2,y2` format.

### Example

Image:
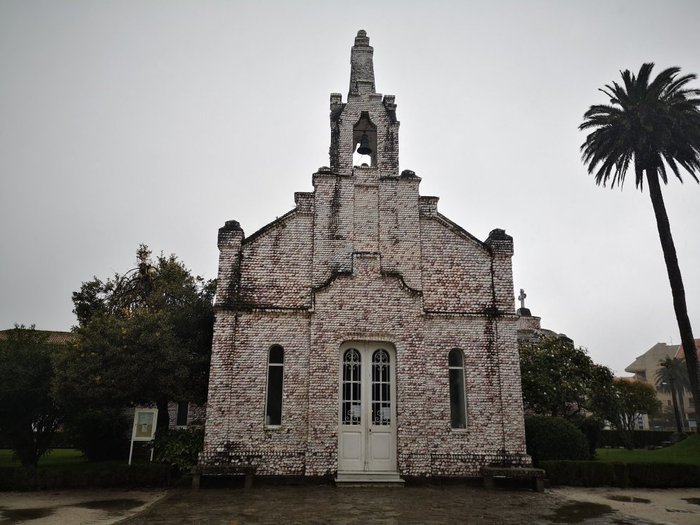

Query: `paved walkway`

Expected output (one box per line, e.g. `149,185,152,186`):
120,484,673,525
123,485,566,524
1,484,699,524
552,487,700,525
0,490,167,525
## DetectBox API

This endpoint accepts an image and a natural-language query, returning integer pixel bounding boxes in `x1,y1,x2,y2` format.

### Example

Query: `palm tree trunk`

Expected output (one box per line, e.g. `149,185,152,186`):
646,169,700,433
678,390,687,431
671,383,683,434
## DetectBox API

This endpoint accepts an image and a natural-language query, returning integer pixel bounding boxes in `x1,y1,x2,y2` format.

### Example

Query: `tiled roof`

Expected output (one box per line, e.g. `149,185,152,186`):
0,328,75,345
674,339,700,360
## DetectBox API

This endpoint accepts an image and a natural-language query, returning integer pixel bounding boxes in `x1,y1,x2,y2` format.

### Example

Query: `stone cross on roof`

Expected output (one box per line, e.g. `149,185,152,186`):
518,289,527,310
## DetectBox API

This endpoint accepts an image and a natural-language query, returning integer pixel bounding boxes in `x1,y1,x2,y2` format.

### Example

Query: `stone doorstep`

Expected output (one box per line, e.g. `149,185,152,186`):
335,471,405,487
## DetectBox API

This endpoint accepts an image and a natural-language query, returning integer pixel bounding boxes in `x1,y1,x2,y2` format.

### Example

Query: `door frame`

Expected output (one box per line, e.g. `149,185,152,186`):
337,340,398,474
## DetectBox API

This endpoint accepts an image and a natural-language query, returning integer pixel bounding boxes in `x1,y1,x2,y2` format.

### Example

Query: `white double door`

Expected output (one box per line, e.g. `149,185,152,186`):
338,341,397,474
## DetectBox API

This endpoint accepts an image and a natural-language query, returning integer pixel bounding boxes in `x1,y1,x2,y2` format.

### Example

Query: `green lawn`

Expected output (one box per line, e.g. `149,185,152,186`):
596,434,700,466
0,448,86,467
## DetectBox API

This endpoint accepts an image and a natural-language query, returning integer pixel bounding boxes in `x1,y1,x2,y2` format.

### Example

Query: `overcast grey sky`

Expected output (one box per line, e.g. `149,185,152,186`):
1,0,699,375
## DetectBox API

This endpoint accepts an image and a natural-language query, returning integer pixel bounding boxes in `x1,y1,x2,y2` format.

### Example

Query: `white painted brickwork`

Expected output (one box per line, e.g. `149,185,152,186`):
202,30,529,478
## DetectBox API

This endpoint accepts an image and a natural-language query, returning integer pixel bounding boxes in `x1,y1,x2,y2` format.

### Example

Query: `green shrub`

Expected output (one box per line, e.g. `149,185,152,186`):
611,462,629,487
541,460,700,487
153,428,203,471
64,408,130,462
541,460,627,487
525,416,590,466
627,462,700,488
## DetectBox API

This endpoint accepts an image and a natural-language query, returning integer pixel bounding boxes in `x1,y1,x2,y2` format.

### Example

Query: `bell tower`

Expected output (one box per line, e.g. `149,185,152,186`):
329,30,400,177
312,30,421,291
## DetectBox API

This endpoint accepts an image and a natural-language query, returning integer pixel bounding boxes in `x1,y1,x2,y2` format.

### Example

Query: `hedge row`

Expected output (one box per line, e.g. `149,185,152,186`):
0,463,175,491
541,460,700,488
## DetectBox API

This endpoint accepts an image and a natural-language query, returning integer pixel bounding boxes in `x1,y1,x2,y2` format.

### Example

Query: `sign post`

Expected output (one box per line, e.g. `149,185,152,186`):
128,408,158,465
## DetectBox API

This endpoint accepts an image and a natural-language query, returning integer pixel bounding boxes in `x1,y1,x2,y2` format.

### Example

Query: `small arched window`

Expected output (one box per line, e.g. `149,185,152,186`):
448,349,467,429
265,345,284,426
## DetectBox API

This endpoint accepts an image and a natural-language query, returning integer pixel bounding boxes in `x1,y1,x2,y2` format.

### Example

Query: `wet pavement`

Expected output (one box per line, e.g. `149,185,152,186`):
120,484,659,525
0,490,166,525
2,484,699,524
552,487,700,525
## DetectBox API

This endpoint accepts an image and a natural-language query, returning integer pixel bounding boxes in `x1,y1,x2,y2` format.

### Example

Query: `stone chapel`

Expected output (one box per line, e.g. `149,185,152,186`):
201,30,529,482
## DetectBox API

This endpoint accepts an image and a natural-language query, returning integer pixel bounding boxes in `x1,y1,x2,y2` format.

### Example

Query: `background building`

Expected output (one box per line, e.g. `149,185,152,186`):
625,342,697,431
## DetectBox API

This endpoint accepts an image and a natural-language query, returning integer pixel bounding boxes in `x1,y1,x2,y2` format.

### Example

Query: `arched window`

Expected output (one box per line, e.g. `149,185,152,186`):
265,345,284,426
371,349,391,425
448,349,467,429
342,348,361,425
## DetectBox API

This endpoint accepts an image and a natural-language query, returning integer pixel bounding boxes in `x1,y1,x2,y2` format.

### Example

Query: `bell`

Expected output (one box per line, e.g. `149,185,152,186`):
357,133,372,155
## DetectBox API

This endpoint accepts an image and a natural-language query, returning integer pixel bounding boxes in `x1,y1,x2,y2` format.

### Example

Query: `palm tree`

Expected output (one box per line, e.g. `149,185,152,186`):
580,63,700,433
656,357,690,432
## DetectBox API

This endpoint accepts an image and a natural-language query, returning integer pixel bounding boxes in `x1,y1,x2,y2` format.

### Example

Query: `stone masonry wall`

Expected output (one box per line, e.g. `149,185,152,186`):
203,177,529,477
378,173,422,291
307,253,426,476
202,310,311,475
419,216,493,313
204,248,529,476
312,170,354,287
239,211,313,309
204,184,529,477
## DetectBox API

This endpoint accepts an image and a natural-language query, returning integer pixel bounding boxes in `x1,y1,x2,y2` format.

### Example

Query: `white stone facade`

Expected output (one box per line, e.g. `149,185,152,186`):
202,31,529,479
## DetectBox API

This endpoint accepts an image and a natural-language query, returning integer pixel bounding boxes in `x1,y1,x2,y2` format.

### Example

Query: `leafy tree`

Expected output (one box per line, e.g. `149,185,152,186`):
54,245,214,441
655,357,691,433
572,415,605,459
519,336,615,420
603,379,662,448
580,63,700,432
0,326,62,466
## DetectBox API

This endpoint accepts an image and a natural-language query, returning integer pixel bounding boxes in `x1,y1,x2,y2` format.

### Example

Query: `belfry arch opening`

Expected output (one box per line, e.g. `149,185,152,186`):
352,112,377,168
